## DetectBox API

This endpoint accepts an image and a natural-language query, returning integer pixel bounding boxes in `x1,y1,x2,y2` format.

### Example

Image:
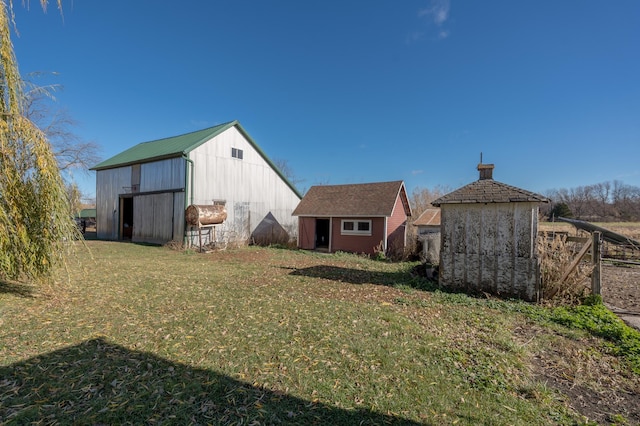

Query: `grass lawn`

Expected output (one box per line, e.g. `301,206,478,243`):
1,241,639,425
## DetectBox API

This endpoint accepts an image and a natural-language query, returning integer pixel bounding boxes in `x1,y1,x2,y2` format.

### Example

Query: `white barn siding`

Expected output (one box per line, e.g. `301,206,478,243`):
95,123,299,246
96,167,132,240
95,158,186,243
439,202,539,301
173,192,186,240
188,127,300,243
140,158,185,192
133,193,175,244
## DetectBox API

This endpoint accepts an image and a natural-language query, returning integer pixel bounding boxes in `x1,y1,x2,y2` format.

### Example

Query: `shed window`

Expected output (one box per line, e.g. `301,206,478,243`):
341,220,371,236
232,148,243,159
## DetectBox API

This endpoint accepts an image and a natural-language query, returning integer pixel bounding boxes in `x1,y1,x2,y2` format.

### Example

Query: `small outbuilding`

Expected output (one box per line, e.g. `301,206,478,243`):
292,181,412,256
413,208,441,264
432,164,549,301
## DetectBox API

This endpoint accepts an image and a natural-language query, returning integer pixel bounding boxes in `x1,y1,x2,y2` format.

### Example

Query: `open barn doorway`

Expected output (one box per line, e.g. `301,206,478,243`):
315,218,330,250
120,196,133,240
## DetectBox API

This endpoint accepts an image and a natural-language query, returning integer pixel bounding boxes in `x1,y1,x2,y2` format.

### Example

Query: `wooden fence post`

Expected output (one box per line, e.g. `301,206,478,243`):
591,231,602,296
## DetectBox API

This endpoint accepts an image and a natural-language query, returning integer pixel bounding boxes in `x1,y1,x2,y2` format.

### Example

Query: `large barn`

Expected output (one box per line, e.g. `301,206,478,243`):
91,120,301,245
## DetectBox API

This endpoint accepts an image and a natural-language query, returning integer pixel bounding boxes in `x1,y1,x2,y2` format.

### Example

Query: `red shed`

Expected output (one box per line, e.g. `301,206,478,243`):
292,181,412,256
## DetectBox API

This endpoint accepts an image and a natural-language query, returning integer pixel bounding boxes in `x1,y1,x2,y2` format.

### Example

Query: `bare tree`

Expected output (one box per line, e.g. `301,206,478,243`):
612,180,640,221
410,185,450,217
405,185,450,257
272,158,304,194
548,181,640,222
592,182,612,220
25,75,101,172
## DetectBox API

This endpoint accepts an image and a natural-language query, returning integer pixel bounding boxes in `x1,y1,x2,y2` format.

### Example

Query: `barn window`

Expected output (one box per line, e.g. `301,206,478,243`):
341,220,371,236
231,148,243,159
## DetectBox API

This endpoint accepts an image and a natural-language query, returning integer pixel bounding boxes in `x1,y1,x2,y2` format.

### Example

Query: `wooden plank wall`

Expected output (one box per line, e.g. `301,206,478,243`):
439,202,540,301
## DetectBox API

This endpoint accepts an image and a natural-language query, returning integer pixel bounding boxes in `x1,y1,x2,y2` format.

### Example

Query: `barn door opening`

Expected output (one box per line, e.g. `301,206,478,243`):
120,196,133,240
315,218,330,249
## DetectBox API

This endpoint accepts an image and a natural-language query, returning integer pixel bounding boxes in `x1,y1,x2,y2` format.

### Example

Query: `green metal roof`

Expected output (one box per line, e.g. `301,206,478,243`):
76,208,96,218
90,120,302,198
91,121,236,170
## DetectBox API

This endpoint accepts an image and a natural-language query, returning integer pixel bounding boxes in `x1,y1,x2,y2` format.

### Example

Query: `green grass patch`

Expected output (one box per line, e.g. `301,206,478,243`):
549,302,640,373
0,242,636,424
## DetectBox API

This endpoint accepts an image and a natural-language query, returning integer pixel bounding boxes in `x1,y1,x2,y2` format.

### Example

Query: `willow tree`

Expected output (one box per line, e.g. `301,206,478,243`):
0,0,79,282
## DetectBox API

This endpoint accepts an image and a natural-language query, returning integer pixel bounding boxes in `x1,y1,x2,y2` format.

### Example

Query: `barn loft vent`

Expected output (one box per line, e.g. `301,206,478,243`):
477,163,494,180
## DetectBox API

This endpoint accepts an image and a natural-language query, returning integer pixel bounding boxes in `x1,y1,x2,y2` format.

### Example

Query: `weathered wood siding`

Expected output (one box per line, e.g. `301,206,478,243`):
96,166,132,240
439,202,540,301
188,126,300,244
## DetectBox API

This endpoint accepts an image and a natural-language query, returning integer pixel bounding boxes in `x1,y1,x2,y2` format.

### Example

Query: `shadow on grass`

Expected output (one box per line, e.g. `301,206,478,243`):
82,231,97,240
288,265,510,303
288,264,437,290
0,279,34,298
0,338,425,425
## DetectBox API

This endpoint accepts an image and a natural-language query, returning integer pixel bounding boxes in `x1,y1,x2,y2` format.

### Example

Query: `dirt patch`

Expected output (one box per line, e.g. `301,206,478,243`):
516,323,640,425
602,264,640,314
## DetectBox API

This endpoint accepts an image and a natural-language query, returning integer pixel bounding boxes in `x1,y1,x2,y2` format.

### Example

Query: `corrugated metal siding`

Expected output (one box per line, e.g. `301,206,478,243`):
96,158,186,243
140,158,185,192
173,192,185,241
189,126,300,244
439,202,539,301
132,193,175,244
96,126,300,246
96,167,132,240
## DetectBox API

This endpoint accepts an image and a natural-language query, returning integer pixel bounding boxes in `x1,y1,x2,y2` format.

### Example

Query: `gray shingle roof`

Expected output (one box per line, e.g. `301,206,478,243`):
431,179,549,206
413,208,441,226
292,181,411,217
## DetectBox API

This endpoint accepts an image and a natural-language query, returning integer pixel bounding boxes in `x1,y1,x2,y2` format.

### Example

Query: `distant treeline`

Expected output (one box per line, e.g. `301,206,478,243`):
544,180,640,222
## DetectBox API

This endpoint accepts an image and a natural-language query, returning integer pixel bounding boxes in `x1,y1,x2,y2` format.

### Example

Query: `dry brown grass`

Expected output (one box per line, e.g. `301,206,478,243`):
537,233,594,303
540,221,640,241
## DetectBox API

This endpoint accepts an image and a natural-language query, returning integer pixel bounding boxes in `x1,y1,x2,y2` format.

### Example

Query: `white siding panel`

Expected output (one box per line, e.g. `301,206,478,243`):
440,252,453,284
97,126,299,246
452,252,466,286
140,158,185,192
466,207,480,255
188,126,300,244
96,167,132,240
133,193,174,244
465,253,480,286
173,192,185,240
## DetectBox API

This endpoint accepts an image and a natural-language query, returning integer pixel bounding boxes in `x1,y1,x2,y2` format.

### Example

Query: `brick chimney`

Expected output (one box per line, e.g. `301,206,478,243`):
477,163,494,180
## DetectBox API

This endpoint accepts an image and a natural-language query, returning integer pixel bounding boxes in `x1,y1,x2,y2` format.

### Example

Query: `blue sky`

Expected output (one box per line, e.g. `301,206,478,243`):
11,0,640,200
